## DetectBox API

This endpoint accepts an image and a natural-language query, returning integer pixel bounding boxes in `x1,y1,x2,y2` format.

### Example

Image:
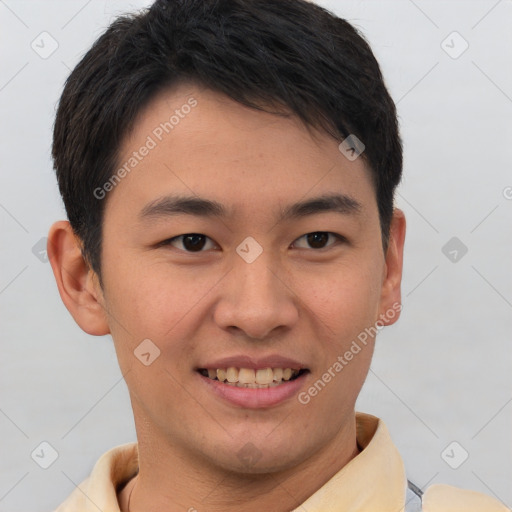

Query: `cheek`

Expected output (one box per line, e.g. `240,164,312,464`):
299,259,383,342
101,257,211,359
105,256,199,326
297,268,380,420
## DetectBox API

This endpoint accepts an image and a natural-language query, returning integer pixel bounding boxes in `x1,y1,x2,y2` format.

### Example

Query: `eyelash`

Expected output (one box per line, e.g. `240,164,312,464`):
158,232,346,253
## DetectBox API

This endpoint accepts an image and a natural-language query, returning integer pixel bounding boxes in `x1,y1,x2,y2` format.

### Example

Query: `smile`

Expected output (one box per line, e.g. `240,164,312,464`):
198,367,307,388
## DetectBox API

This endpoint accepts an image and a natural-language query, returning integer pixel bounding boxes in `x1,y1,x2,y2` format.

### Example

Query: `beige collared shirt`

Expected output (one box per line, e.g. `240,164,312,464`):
54,413,509,512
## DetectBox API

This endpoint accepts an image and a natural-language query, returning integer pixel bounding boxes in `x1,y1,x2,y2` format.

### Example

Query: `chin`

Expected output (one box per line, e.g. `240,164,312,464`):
205,437,311,477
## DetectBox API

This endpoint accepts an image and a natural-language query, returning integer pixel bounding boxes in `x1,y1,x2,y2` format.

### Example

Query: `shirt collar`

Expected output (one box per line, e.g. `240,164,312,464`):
292,412,407,511
58,413,407,512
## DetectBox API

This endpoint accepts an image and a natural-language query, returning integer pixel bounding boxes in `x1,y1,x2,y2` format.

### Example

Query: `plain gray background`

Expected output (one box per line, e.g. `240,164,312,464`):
1,1,511,510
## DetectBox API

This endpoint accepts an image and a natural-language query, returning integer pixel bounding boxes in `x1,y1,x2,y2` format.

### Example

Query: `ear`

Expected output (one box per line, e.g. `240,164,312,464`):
47,221,110,336
377,208,406,326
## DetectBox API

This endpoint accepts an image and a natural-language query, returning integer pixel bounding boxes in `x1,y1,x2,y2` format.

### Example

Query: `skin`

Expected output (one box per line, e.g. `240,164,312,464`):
48,82,406,512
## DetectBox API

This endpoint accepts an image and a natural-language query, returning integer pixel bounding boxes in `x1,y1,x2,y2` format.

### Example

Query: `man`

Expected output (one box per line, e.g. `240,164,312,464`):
47,0,508,510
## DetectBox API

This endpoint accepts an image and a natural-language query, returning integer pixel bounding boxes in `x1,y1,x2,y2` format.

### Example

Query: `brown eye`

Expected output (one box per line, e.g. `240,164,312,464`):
293,232,343,250
166,234,215,252
306,232,329,249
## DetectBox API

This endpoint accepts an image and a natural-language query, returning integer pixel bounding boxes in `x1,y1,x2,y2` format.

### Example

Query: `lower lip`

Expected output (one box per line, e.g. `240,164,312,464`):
198,372,308,409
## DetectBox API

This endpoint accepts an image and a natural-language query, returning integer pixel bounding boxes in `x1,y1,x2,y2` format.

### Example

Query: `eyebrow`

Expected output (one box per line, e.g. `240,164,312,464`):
139,193,362,222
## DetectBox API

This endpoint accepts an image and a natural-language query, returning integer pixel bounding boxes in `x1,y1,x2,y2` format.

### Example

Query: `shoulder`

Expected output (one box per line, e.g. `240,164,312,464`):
53,442,138,512
422,483,510,512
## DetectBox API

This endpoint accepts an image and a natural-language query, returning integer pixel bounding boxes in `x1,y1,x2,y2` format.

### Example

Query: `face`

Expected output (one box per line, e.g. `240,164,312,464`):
94,83,403,475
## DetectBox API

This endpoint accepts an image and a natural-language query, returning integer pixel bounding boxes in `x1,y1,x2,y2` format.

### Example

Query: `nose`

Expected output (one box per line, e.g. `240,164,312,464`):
213,249,299,340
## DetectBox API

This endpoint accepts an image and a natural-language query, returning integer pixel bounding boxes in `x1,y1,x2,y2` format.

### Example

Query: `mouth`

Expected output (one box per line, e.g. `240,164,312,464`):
197,367,309,388
196,355,310,408
197,364,310,408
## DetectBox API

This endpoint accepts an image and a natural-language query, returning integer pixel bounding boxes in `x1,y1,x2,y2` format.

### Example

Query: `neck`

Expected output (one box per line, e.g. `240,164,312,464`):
120,415,361,512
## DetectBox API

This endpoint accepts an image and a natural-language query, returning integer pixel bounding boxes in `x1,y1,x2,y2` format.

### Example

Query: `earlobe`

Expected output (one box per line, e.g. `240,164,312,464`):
47,221,110,336
378,208,406,326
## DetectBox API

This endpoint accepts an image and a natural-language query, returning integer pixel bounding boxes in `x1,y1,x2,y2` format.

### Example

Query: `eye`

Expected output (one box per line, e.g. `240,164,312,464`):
162,233,216,252
158,232,344,252
292,232,345,250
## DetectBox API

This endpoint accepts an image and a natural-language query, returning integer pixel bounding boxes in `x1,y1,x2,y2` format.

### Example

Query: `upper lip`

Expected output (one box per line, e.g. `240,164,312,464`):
197,355,308,370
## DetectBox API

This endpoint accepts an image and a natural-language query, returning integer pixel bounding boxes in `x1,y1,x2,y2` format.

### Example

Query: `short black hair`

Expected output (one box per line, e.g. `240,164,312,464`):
52,0,402,279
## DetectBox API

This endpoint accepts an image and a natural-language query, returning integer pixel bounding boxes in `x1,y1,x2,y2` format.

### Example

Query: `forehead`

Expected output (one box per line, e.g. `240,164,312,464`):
107,83,376,223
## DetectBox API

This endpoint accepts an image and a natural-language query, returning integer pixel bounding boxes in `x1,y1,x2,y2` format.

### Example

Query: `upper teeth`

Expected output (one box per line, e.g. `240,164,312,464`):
205,367,299,385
